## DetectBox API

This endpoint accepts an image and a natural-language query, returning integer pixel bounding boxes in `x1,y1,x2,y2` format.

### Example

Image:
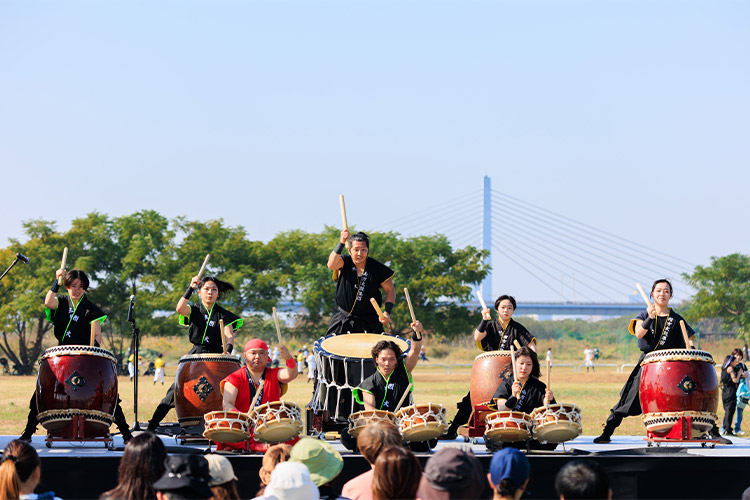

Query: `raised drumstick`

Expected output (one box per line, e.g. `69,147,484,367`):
679,320,694,349
510,345,519,382
90,320,96,346
513,340,522,350
272,307,283,345
220,319,227,354
395,383,414,413
339,195,349,233
546,359,551,407
404,288,417,324
476,289,488,311
197,254,211,281
58,247,68,285
636,282,651,307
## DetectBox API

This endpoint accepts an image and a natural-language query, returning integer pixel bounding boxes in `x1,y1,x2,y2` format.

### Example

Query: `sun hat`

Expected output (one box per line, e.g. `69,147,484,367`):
288,437,343,487
261,462,320,500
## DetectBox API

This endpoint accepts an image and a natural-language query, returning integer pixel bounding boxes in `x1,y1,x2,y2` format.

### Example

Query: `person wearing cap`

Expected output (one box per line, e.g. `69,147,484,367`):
487,448,530,500
289,438,345,499
205,454,240,500
147,274,243,432
220,338,298,452
417,447,491,500
153,454,214,500
253,462,320,500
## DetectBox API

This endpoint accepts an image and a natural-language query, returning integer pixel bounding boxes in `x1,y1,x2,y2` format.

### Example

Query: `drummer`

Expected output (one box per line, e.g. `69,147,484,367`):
443,295,537,440
146,275,242,432
19,268,133,442
326,230,395,334
594,279,729,444
220,339,299,452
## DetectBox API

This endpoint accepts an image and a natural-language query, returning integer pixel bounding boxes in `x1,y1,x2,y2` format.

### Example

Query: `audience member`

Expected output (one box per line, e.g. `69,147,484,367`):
254,462,319,500
205,454,240,500
342,420,402,500
289,438,345,499
257,444,293,496
371,447,421,500
100,432,167,500
417,447,491,500
486,448,530,500
153,454,213,500
1,439,61,500
555,461,612,499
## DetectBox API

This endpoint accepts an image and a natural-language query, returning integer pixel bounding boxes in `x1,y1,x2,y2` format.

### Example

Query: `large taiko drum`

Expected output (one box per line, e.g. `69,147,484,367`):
311,333,410,422
175,353,241,428
639,348,718,438
36,345,118,437
470,351,513,408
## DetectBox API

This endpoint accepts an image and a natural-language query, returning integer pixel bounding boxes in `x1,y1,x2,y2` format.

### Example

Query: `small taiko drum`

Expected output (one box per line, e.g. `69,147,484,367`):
639,348,718,438
395,403,449,442
348,409,396,438
484,411,534,443
470,351,513,408
36,346,118,437
250,400,304,443
203,410,251,443
530,403,582,443
175,353,241,428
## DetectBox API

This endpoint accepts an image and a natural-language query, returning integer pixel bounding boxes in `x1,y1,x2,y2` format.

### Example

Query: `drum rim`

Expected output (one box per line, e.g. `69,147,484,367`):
530,403,582,416
178,353,241,363
474,350,512,361
40,345,117,363
641,348,714,365
315,333,411,360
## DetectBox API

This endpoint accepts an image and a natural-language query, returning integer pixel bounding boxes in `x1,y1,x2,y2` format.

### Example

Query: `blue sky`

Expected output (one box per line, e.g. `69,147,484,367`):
1,0,747,302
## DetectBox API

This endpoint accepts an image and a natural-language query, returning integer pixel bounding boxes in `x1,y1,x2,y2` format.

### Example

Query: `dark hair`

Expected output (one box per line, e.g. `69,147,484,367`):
650,279,673,296
371,447,421,500
1,440,40,499
350,232,370,248
494,294,517,311
257,443,292,495
357,419,403,465
496,478,522,498
372,340,403,362
515,346,541,379
211,481,240,500
555,460,610,499
732,348,743,360
64,269,90,290
199,277,235,299
100,432,167,500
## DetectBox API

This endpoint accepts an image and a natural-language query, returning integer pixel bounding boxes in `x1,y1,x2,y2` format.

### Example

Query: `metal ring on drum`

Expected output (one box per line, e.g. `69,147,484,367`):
249,400,304,443
174,353,241,428
529,403,582,444
395,403,449,442
203,410,251,443
484,411,534,443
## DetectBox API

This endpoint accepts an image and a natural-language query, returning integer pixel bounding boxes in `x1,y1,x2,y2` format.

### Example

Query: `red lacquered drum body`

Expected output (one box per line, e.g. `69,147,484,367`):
175,353,241,428
470,351,512,408
36,346,118,437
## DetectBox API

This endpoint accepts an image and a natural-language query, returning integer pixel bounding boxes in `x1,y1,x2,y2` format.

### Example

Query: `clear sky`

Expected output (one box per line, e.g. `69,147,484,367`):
1,0,747,303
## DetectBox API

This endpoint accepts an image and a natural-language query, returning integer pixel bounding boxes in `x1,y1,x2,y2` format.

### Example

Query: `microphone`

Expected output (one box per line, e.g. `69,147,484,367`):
16,253,30,264
127,295,135,322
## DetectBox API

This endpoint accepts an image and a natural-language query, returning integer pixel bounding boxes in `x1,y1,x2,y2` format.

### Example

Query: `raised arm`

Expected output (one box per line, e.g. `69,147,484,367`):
327,230,349,271
277,345,299,384
473,307,492,342
44,268,65,309
405,321,424,373
634,304,656,338
176,275,201,316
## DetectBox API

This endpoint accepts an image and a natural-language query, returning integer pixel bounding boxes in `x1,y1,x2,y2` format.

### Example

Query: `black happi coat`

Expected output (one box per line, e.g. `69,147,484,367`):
628,308,695,352
353,360,413,411
179,303,243,354
45,295,106,346
492,376,555,413
334,256,394,322
479,318,536,351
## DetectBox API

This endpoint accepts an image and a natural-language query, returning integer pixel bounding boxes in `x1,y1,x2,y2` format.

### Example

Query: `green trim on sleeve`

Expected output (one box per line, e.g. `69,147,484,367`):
45,307,55,323
353,387,372,406
228,318,243,331
178,313,190,327
90,314,107,325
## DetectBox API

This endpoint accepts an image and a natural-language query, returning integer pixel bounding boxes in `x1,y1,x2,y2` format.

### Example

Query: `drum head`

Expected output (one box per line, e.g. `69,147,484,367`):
485,427,531,443
255,422,303,443
205,428,249,443
320,334,409,358
533,425,581,444
402,424,447,442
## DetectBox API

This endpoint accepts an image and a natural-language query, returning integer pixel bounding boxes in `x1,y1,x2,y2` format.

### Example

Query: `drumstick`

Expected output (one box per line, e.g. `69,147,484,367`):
510,345,519,382
339,195,352,251
370,298,386,322
197,254,211,281
546,359,551,408
90,320,96,346
404,288,417,325
513,340,522,350
220,319,227,354
679,320,693,349
476,289,488,311
272,307,283,345
58,247,68,285
395,383,413,413
636,282,651,306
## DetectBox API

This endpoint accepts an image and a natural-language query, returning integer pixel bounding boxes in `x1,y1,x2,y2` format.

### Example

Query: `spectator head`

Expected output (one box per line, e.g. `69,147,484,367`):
371,446,421,500
102,431,168,500
1,439,41,499
555,461,612,499
258,444,293,493
153,454,213,499
488,448,530,500
289,438,343,488
357,419,403,466
205,454,239,500
418,447,490,499
261,462,319,500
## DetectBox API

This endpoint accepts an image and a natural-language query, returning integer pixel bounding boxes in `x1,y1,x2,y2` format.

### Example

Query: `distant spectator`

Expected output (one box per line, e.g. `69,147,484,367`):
154,353,165,385
257,443,293,496
205,454,240,500
289,438,345,499
153,454,213,500
254,462,319,500
417,447,491,499
487,448,530,500
371,446,421,500
101,432,167,500
342,420,403,500
307,353,316,383
272,347,280,368
584,345,594,372
721,348,746,435
1,439,62,500
546,348,552,363
555,461,612,499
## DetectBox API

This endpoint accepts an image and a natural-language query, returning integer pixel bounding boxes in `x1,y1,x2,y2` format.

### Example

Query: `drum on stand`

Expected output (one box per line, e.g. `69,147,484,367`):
175,353,241,428
203,410,251,443
470,351,513,408
484,411,533,443
639,348,718,438
250,400,304,443
36,345,118,438
348,410,396,438
395,403,449,442
530,403,582,443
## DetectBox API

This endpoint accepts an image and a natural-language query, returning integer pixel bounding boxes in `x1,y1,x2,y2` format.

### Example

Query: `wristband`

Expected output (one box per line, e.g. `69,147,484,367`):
411,330,423,342
641,317,654,331
505,396,518,409
226,344,233,354
286,358,296,369
384,302,394,315
50,278,60,293
477,319,489,333
183,286,194,299
334,242,345,254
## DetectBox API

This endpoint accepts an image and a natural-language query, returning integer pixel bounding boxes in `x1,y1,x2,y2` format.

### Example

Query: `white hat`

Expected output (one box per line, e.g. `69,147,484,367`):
261,462,319,500
205,454,238,487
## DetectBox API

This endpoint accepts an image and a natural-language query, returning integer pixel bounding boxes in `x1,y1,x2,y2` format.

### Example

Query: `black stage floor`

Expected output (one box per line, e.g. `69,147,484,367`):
4,433,749,499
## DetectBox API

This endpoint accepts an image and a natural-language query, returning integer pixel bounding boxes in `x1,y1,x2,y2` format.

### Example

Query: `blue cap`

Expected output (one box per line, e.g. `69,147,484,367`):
489,448,530,489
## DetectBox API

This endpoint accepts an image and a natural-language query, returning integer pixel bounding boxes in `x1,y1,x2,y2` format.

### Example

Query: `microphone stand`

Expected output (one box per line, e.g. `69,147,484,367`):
128,298,142,431
0,257,22,283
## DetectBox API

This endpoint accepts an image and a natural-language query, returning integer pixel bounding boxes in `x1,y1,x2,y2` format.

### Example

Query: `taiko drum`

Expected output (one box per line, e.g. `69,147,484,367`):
470,350,513,408
175,353,241,428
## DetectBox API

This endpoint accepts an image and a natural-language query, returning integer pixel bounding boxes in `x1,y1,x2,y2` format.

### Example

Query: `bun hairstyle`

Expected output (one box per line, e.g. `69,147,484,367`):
199,277,235,299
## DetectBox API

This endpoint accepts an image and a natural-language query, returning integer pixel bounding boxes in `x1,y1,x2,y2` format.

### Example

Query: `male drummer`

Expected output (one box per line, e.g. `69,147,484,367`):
442,295,537,440
326,230,395,334
19,268,133,443
220,339,298,452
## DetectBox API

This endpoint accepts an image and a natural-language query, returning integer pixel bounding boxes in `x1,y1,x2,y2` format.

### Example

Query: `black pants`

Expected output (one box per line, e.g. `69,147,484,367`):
722,389,737,433
327,308,384,335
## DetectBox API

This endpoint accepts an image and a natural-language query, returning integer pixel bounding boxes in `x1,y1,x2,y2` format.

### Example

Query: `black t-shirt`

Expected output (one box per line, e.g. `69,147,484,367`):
353,360,413,411
721,361,741,394
45,295,107,346
628,309,695,352
334,256,394,319
179,303,242,353
492,376,555,413
479,318,536,351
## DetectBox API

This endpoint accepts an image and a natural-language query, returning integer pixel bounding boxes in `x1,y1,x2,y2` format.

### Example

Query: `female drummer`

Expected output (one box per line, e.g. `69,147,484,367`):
19,268,133,442
146,275,243,432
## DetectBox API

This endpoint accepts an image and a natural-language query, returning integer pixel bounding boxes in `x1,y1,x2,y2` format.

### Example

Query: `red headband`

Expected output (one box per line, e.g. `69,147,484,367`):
244,339,269,353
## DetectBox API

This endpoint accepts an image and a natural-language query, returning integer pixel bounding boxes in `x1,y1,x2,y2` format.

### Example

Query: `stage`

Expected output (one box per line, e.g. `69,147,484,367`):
4,431,749,499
